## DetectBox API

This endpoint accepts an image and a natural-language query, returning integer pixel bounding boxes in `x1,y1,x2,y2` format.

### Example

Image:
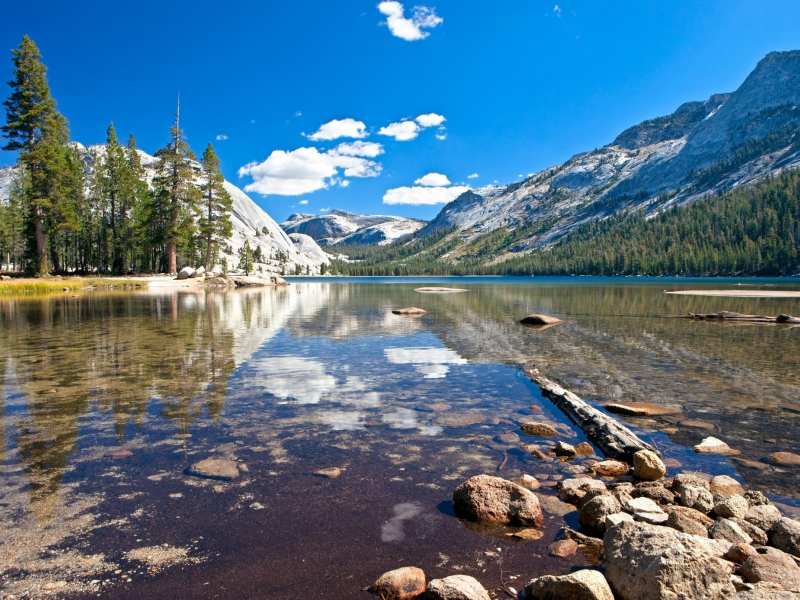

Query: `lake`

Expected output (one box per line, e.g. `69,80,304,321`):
1,277,800,598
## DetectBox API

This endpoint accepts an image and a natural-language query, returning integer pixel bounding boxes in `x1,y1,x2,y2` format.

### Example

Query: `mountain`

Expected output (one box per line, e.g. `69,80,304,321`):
403,50,800,267
281,209,426,246
0,144,330,274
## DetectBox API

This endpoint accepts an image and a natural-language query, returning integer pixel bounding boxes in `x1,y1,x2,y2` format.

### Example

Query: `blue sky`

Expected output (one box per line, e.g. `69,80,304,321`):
2,0,800,223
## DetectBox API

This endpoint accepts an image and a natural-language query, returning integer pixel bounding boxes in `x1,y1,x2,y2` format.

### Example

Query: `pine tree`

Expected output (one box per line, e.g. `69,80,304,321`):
198,143,232,271
152,97,200,273
238,240,253,275
2,36,70,276
0,166,28,271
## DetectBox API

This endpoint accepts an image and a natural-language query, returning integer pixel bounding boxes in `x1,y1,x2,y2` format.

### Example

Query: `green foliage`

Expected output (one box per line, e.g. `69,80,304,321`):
198,143,233,271
238,240,254,275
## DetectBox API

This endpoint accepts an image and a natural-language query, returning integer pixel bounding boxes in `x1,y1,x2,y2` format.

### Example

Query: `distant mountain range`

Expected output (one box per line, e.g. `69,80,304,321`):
281,209,426,246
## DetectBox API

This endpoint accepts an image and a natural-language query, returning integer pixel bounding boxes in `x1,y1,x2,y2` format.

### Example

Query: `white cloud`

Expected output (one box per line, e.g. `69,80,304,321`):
467,173,479,179
299,200,308,205
295,111,302,116
341,180,351,187
306,118,368,141
215,134,228,141
383,185,471,206
335,140,385,157
554,4,562,17
238,146,381,196
415,113,446,128
379,120,421,141
435,131,447,141
320,207,330,212
378,1,443,41
414,172,450,187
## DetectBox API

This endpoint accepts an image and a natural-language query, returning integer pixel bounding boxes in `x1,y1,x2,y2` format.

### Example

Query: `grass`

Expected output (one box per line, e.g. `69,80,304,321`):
0,276,147,295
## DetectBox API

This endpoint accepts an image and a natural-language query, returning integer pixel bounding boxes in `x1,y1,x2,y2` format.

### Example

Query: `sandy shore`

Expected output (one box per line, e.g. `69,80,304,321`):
665,289,800,297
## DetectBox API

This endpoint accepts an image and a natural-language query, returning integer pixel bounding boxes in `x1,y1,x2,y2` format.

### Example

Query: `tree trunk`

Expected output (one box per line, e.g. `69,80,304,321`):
34,204,47,276
205,191,213,272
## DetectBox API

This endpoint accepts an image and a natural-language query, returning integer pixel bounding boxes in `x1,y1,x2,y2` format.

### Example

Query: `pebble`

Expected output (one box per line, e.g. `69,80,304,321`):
768,452,800,466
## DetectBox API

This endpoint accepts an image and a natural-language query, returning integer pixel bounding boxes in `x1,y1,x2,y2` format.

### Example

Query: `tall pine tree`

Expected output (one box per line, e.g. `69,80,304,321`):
199,143,232,271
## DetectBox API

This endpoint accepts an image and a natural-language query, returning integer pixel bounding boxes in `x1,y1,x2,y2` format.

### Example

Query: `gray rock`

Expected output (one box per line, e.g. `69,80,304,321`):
579,495,621,531
715,495,750,520
452,475,543,526
426,575,490,600
187,458,239,480
667,510,709,537
632,482,675,505
557,478,607,505
733,518,769,545
603,521,736,600
747,505,783,532
744,491,772,507
739,547,800,592
769,518,800,558
522,569,614,600
682,486,715,514
672,473,711,493
177,266,195,280
605,512,635,529
373,566,426,600
709,518,753,544
736,583,800,599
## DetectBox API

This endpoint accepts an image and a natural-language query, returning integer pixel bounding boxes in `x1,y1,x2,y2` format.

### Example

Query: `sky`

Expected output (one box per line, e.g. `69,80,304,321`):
2,0,800,223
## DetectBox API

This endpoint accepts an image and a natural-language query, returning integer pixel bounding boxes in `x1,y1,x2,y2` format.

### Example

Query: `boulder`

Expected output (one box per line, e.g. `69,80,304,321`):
549,539,579,557
520,422,558,437
605,512,635,529
682,486,715,514
190,266,205,278
372,567,426,600
579,495,621,531
271,276,288,285
709,518,753,544
555,441,577,457
602,521,736,600
769,518,800,558
724,542,758,563
672,473,711,493
666,505,715,528
768,452,800,466
736,583,800,599
425,575,490,600
514,474,541,490
714,495,750,520
557,478,607,505
667,510,709,537
452,475,543,526
693,437,740,455
591,460,630,478
633,450,666,481
734,518,769,545
746,505,783,532
520,314,563,326
632,482,674,505
624,497,667,525
392,307,427,316
522,569,614,600
176,266,195,280
186,458,239,480
710,475,744,497
744,491,772,507
739,547,800,592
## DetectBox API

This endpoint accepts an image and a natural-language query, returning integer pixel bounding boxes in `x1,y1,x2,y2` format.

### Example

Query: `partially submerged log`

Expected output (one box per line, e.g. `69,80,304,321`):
523,363,657,463
671,311,800,323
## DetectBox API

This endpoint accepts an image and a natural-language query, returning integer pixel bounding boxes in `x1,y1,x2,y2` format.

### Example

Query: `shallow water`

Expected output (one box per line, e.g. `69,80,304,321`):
1,277,800,598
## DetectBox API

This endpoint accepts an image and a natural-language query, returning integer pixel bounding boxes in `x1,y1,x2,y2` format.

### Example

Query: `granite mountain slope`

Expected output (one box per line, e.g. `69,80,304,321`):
281,209,426,246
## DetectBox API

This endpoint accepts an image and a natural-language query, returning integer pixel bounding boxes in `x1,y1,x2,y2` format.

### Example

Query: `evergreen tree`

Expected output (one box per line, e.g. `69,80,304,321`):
152,97,200,273
198,143,232,271
238,240,253,275
2,36,70,276
0,166,27,271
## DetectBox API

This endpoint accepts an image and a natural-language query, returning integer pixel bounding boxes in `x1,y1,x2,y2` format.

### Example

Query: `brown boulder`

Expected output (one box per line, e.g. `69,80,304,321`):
724,542,758,563
522,569,614,600
591,460,630,477
425,575,490,600
372,567,426,600
452,475,543,527
769,452,800,466
666,511,709,537
549,539,579,557
520,422,559,437
633,450,666,481
739,548,800,592
710,475,744,496
575,442,595,456
520,314,563,325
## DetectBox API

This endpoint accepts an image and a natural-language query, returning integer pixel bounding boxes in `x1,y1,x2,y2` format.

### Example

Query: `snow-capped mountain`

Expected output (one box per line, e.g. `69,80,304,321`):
0,145,330,274
281,209,426,246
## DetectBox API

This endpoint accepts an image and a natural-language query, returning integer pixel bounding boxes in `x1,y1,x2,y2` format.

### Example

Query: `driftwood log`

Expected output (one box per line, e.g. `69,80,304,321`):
523,363,657,463
672,311,800,323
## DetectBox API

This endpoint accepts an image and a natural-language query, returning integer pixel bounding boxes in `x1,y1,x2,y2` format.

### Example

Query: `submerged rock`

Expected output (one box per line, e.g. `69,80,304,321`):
520,422,559,437
514,474,541,490
603,402,681,416
522,569,614,600
313,467,341,478
602,521,736,600
633,450,666,481
186,458,239,481
693,437,740,455
768,452,800,466
520,314,563,326
372,567,426,600
452,475,543,527
555,441,577,456
425,575,490,600
549,539,579,557
391,307,427,316
575,442,595,456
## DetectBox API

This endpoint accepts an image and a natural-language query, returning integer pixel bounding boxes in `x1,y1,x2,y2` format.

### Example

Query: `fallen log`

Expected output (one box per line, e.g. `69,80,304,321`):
670,311,800,323
522,363,657,463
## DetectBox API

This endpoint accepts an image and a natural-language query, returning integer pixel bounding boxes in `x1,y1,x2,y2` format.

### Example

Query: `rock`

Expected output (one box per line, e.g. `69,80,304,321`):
745,491,772,507
736,583,800,599
579,495,621,530
603,402,681,416
632,450,666,481
372,566,426,600
452,475,543,526
709,518,753,544
392,307,427,316
694,437,740,455
746,505,783,532
672,473,711,493
106,449,133,460
681,419,716,430
575,442,595,456
710,475,745,496
314,467,341,478
667,510,710,537
724,542,758,563
176,266,195,280
190,266,205,278
520,314,563,325
715,495,750,519
496,432,520,444
555,442,577,457
591,460,630,477
425,574,490,600
514,475,541,490
734,518,769,545
769,518,800,558
632,482,674,505
605,512,635,529
740,547,800,592
768,452,800,466
666,505,716,528
271,276,287,285
557,478,607,505
549,539,579,557
522,569,614,600
624,497,667,524
602,521,736,600
538,494,576,517
520,422,558,437
682,486,715,514
187,458,239,480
